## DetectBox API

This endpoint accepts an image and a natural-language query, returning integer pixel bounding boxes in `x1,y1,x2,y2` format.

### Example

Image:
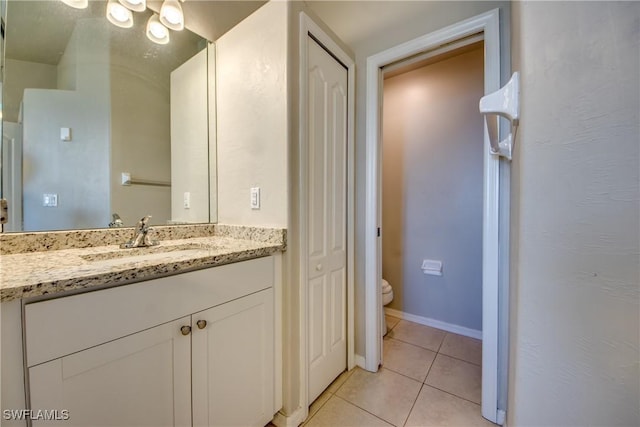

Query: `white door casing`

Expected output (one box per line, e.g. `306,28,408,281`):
295,12,355,425
364,9,508,424
306,36,348,405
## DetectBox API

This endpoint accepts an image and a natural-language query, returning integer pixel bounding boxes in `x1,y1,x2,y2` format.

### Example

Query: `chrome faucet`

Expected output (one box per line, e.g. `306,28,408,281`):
109,213,124,228
120,215,159,248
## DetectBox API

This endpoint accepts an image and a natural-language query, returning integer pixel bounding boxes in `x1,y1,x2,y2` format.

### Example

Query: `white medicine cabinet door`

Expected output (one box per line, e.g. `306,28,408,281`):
191,288,275,427
28,316,192,427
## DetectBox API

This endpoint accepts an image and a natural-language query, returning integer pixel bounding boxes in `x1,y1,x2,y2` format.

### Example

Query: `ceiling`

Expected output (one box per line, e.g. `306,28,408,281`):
158,0,267,43
305,1,461,49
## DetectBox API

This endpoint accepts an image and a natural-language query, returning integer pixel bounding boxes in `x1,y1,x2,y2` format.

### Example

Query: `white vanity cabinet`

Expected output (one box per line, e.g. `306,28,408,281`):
23,256,280,427
29,317,193,426
192,288,274,426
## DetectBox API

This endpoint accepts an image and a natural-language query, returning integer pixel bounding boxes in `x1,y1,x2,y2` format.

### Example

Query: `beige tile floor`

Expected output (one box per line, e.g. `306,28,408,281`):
300,316,495,427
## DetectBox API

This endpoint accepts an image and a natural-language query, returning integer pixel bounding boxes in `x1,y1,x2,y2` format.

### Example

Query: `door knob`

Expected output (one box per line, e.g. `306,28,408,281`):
180,325,191,336
196,320,207,329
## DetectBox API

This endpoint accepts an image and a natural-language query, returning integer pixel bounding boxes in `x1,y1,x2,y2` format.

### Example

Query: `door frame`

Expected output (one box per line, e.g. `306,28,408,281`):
363,9,509,424
298,10,356,417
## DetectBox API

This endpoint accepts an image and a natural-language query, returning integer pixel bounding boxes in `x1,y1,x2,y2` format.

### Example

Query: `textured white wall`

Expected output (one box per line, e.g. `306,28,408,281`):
22,20,111,231
216,1,288,227
3,59,57,123
169,48,209,225
110,65,171,227
509,2,640,425
382,46,484,331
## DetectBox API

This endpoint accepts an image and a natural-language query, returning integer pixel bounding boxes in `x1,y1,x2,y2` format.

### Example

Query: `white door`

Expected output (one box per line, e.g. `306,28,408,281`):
28,317,192,426
307,36,348,404
191,289,275,427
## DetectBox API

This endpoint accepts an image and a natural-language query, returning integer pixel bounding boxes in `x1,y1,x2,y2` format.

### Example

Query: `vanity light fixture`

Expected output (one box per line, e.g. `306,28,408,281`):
106,0,134,28
118,0,146,13
61,0,88,9
146,14,170,45
60,0,183,44
159,0,184,31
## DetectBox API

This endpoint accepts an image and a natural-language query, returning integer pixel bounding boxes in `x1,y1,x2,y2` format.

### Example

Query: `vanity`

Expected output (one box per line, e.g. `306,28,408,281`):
0,224,285,426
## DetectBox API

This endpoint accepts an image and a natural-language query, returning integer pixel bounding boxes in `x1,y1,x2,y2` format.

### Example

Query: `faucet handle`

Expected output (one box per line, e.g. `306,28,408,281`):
135,215,152,232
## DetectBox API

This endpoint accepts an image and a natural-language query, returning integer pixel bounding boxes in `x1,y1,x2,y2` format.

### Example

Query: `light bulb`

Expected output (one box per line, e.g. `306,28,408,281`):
118,0,146,13
159,0,184,31
60,0,88,9
107,0,134,28
146,14,170,45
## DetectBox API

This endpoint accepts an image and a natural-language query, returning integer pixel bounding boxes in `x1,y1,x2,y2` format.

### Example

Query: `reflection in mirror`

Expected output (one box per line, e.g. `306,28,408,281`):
1,0,211,232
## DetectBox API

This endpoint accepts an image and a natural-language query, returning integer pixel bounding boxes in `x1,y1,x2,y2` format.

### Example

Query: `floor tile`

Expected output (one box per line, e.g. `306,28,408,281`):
336,367,422,427
425,354,482,404
382,338,436,382
385,314,401,331
439,333,482,366
327,368,355,394
387,320,446,352
305,395,392,427
303,388,332,425
405,385,495,427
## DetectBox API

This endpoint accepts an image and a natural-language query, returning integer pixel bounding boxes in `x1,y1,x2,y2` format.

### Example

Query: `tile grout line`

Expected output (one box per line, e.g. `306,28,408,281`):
398,345,442,427
301,390,334,426
332,393,395,427
303,368,354,426
387,319,485,424
419,383,483,407
379,361,433,385
401,382,425,427
435,332,447,353
435,350,482,367
438,332,483,366
424,335,484,405
385,335,441,353
331,368,355,395
384,336,440,354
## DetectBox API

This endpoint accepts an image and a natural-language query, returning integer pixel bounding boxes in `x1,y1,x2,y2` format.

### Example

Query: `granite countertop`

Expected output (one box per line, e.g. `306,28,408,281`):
0,226,286,302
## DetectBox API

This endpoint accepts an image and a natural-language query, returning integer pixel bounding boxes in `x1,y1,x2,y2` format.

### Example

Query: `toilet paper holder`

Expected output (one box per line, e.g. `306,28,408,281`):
479,72,520,160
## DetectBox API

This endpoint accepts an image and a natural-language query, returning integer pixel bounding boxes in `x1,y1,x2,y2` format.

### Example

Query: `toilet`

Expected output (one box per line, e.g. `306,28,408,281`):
381,279,394,336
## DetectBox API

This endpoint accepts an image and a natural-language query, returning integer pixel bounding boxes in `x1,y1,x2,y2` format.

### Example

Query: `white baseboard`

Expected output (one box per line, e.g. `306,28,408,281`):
354,354,366,369
272,407,306,427
384,307,482,340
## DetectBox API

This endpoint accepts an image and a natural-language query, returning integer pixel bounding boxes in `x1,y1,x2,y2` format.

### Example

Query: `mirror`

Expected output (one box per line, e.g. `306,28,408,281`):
1,0,213,232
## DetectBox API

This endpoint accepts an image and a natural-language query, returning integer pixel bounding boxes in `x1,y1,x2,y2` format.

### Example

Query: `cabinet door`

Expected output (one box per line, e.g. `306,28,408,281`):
29,317,192,427
192,289,275,427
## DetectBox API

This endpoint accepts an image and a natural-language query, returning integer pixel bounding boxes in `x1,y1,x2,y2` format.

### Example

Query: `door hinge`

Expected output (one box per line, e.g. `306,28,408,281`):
377,227,381,237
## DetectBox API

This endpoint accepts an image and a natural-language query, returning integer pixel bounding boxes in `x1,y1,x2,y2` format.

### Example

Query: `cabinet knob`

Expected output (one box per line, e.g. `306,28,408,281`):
196,320,207,330
316,264,323,271
180,325,192,336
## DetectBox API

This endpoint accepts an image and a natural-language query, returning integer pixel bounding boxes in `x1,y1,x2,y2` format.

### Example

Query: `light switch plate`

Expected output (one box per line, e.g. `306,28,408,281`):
60,127,71,141
250,187,260,210
183,192,191,209
43,193,58,207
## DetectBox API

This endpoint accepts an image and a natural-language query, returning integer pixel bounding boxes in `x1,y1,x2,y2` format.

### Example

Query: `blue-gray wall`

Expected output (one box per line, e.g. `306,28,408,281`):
382,45,484,331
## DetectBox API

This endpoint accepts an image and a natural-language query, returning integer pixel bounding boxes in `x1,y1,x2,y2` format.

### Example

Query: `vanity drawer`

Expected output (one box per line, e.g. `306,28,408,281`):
24,256,274,367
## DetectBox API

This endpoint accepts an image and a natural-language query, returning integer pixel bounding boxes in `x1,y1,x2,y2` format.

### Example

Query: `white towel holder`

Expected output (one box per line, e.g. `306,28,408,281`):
479,72,520,160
